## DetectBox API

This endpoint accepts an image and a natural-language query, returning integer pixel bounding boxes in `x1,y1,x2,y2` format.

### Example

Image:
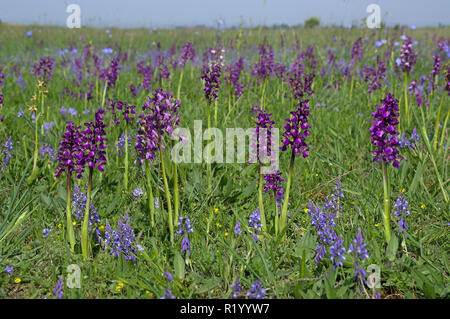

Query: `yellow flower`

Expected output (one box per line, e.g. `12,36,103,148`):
304,208,309,213
214,208,219,213
99,225,105,231
14,278,21,283
375,223,382,227
57,224,62,229
420,204,425,210
216,223,222,228
401,188,405,193
115,283,124,292
315,173,318,177
224,232,229,237
73,221,76,226
29,105,37,113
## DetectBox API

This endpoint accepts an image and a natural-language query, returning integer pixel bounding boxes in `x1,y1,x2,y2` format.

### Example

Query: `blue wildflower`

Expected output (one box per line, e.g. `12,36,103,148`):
4,265,13,274
99,215,138,262
132,187,143,197
42,228,51,238
234,221,242,235
247,280,265,299
161,288,176,299
249,208,262,241
329,236,346,270
230,278,241,298
348,228,369,290
394,195,410,235
53,279,63,299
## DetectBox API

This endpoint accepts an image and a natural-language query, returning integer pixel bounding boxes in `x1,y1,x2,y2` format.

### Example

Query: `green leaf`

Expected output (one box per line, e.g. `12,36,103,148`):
386,233,399,261
174,251,185,280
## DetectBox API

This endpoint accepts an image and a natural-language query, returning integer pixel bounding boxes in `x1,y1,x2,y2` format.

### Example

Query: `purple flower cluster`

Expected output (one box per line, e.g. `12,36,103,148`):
179,42,196,67
99,215,138,262
33,56,55,83
80,108,108,172
249,105,275,165
106,99,136,125
288,70,315,101
393,195,410,235
398,35,417,74
263,170,284,197
369,93,402,168
362,56,386,93
104,56,121,89
137,61,153,91
251,45,274,81
348,229,369,289
135,89,181,161
0,65,5,86
280,99,311,157
55,122,84,179
224,58,244,98
407,80,425,107
351,37,364,63
201,62,221,104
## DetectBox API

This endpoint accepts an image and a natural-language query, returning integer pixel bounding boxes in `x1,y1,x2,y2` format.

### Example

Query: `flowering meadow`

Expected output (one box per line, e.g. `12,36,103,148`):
0,23,449,299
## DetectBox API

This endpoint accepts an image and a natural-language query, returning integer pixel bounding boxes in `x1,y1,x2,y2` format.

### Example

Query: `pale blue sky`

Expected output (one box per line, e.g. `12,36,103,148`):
0,0,448,28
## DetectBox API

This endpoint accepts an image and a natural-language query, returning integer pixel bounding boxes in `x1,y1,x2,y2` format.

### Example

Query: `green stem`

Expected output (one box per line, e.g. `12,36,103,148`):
279,151,295,233
66,171,76,253
260,78,267,109
258,162,266,233
32,113,40,173
404,72,409,128
160,145,174,245
101,82,108,107
381,161,391,244
145,160,155,227
214,100,218,127
207,101,212,194
81,167,93,260
177,69,184,100
274,191,279,236
124,127,129,191
173,160,179,225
